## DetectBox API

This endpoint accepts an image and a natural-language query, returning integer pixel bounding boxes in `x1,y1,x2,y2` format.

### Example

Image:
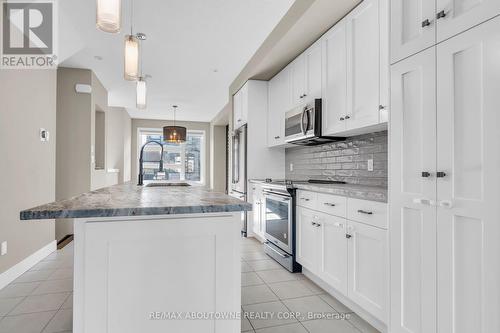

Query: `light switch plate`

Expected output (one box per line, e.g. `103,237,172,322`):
367,159,374,172
1,241,7,256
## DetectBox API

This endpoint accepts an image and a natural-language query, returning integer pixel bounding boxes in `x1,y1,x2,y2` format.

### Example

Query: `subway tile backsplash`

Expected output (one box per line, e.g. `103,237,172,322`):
285,131,388,187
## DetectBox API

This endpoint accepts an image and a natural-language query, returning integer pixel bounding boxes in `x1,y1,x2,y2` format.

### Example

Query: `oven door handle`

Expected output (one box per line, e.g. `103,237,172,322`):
263,191,291,200
264,242,290,258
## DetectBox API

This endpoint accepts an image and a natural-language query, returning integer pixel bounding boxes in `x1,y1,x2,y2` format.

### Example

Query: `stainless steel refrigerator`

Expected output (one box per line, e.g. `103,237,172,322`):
230,124,247,236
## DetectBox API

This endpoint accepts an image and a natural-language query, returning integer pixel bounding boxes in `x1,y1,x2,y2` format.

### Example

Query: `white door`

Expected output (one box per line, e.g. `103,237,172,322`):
390,0,436,64
291,55,306,107
346,0,381,130
347,220,387,322
304,40,322,101
390,47,437,333
436,17,500,333
322,19,348,136
318,213,348,295
436,0,500,43
267,68,289,147
296,206,319,273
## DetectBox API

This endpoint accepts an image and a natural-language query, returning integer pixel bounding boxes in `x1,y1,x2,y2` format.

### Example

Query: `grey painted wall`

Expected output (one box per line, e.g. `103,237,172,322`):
286,131,388,187
0,70,56,275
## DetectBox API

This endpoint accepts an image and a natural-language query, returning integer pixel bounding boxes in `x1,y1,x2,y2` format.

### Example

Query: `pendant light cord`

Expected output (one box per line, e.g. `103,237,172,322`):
130,0,134,35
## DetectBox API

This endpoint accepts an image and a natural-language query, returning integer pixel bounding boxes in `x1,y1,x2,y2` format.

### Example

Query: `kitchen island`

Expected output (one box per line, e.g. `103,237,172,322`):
21,182,251,333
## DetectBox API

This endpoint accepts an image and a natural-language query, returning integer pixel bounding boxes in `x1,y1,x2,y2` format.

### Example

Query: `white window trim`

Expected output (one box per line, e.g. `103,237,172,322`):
137,127,206,185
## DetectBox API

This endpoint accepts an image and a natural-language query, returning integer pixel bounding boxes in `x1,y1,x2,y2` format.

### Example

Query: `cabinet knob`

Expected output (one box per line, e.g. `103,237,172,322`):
421,19,431,27
344,115,351,120
436,171,447,178
339,117,345,121
303,94,307,97
436,10,446,19
379,105,386,110
346,234,352,239
421,171,431,178
274,136,280,139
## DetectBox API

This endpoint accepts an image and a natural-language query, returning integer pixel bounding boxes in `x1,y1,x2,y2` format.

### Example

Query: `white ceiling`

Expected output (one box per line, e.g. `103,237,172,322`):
58,0,295,122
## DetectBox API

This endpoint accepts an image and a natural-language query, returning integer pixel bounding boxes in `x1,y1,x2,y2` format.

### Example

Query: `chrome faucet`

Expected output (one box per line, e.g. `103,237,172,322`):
138,141,164,186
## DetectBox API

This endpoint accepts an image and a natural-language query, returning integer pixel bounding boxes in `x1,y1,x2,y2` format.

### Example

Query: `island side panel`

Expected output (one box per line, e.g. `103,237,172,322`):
73,213,241,333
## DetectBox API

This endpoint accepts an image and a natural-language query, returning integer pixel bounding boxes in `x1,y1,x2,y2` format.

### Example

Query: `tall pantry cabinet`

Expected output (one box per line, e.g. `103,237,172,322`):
390,7,500,333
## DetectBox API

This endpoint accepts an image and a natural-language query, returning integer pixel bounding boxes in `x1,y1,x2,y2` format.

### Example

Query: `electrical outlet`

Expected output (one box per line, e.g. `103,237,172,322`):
289,163,294,172
367,159,374,172
1,241,7,256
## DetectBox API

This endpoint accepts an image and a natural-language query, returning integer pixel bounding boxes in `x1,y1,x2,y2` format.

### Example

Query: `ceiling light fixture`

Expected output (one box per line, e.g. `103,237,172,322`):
163,106,187,143
96,0,121,33
136,77,147,109
124,0,146,80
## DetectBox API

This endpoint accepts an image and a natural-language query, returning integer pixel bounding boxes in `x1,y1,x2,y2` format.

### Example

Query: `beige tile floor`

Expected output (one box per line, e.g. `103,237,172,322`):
0,237,380,333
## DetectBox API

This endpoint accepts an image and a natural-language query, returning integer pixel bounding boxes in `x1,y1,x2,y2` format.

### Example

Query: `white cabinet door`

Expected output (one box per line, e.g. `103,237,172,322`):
436,17,500,333
390,0,435,64
322,20,348,136
318,213,348,295
233,90,242,129
290,55,306,108
347,220,387,322
304,41,322,101
267,68,289,147
390,47,437,333
296,206,319,273
436,0,500,43
252,194,262,237
346,0,381,131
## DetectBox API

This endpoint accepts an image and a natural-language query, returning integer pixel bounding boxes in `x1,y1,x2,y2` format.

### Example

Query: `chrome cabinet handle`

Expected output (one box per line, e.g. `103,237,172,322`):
339,117,345,121
311,221,317,226
422,171,431,178
436,171,447,178
315,223,321,227
346,234,352,239
301,198,310,201
439,200,453,208
436,10,446,19
344,115,350,120
421,19,431,27
357,209,373,215
274,136,280,139
323,203,336,207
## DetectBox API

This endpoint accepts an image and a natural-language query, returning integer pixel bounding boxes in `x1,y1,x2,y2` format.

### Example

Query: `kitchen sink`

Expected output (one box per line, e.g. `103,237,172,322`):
145,182,191,187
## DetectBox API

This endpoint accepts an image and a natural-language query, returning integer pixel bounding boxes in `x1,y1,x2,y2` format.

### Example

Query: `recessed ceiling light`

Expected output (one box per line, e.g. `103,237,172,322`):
213,69,219,73
94,55,103,61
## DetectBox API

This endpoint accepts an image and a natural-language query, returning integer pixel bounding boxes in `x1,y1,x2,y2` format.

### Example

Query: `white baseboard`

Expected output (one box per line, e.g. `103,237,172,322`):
0,240,57,290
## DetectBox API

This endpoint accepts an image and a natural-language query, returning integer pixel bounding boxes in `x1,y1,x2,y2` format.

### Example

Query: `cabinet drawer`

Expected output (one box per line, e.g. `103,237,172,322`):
316,193,347,217
347,198,387,229
296,190,317,210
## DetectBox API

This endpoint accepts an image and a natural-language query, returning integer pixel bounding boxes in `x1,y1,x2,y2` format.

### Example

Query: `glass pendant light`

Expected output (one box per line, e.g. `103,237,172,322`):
96,0,121,33
123,0,141,80
136,77,146,109
163,106,187,143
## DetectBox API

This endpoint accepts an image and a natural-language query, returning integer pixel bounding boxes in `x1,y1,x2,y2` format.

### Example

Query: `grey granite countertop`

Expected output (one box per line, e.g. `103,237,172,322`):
20,182,252,220
249,179,387,203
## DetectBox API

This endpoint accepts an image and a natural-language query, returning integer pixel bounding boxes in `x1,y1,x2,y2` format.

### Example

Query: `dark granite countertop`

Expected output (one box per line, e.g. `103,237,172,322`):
249,179,387,203
20,182,252,220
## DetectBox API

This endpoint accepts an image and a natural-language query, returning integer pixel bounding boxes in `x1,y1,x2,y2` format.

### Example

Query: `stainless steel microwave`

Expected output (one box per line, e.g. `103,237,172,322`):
284,99,345,146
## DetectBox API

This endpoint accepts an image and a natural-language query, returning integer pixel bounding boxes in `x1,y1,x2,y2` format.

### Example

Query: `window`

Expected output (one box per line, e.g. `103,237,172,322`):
138,129,205,184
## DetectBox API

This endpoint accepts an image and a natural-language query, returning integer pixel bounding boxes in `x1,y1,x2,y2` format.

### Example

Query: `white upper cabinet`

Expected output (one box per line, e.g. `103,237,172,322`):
267,67,290,147
346,0,383,131
391,0,500,63
322,20,348,136
233,84,248,129
304,40,323,101
436,0,500,43
322,0,388,137
391,0,436,64
290,55,306,108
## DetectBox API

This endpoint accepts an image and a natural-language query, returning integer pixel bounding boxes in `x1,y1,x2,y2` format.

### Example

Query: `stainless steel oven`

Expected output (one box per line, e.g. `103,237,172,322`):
264,190,292,254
